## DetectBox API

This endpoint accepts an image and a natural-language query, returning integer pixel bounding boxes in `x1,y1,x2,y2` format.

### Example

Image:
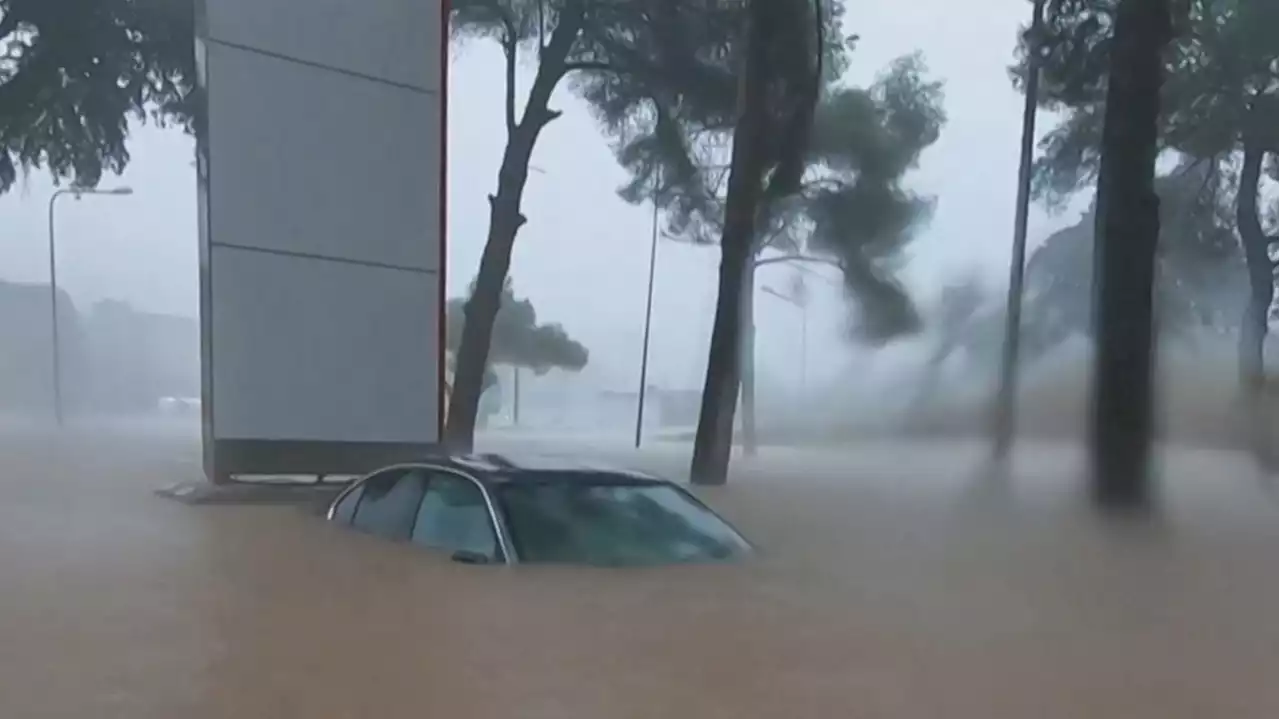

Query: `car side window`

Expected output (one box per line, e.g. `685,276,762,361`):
350,469,428,541
411,473,499,560
330,482,363,523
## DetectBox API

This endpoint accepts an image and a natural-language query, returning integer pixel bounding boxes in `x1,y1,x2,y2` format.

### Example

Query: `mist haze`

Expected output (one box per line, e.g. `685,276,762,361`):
1,0,1077,403
0,0,1272,447
0,0,1275,716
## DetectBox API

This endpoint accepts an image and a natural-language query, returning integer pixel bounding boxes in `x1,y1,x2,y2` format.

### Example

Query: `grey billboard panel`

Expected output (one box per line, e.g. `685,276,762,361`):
202,0,442,92
195,1,445,482
208,244,439,444
204,41,440,271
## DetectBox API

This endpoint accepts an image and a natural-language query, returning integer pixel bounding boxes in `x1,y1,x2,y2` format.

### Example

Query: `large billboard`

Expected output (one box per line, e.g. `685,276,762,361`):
195,0,445,482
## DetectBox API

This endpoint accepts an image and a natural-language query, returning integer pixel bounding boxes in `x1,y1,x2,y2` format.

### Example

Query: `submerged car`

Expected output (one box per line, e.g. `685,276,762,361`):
326,452,753,566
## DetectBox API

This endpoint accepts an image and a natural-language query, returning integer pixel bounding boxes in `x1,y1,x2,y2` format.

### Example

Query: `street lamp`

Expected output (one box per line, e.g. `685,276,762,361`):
992,0,1047,463
633,183,661,448
762,282,809,398
46,186,134,426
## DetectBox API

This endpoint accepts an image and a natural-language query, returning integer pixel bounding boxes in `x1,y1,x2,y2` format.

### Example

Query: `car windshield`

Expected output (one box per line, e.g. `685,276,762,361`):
496,477,752,566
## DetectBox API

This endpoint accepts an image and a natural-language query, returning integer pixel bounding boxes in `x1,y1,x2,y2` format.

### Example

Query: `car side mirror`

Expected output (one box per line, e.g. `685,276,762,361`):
450,549,492,565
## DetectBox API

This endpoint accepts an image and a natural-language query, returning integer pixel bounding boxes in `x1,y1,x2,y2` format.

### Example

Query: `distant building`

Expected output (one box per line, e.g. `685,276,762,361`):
82,299,199,412
0,279,87,415
0,280,198,417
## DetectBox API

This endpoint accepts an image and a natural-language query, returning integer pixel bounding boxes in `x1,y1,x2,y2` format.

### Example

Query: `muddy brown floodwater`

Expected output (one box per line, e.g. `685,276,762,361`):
0,426,1274,719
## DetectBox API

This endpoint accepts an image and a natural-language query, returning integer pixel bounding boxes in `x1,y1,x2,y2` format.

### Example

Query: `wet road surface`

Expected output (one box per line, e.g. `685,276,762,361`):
1,423,1274,718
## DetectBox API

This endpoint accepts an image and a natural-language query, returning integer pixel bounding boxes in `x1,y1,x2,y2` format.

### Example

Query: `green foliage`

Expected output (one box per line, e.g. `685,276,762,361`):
601,41,946,343
1012,0,1278,206
1012,0,1277,392
954,163,1249,369
1019,162,1246,350
452,0,767,145
446,278,588,374
446,0,777,447
805,53,945,341
572,0,849,239
0,0,196,193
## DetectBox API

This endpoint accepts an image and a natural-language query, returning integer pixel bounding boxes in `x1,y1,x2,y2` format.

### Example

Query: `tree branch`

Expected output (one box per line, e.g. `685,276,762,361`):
517,0,585,131
0,10,22,43
754,253,842,269
537,0,547,56
564,60,614,73
503,32,518,136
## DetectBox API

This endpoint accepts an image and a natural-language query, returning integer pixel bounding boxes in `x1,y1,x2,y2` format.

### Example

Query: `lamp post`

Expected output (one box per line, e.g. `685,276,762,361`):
992,0,1047,462
47,186,134,426
634,186,661,448
762,283,809,398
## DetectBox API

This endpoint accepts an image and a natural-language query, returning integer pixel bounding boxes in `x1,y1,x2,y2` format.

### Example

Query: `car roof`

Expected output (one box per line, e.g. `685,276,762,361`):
402,451,665,486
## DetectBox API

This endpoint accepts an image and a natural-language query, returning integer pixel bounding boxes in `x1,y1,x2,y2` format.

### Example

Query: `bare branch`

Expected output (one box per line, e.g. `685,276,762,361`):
537,0,546,56
754,253,842,269
563,60,614,73
0,11,22,43
502,32,518,135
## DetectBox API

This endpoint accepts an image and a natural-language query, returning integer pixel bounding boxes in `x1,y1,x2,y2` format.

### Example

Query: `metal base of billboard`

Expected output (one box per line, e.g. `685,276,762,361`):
203,438,438,484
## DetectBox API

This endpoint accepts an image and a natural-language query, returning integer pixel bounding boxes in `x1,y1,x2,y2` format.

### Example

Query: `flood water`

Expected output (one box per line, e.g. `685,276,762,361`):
1,424,1274,718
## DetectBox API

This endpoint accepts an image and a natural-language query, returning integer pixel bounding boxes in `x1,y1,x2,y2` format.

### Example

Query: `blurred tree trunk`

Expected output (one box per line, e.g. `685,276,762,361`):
1233,137,1274,473
690,8,770,486
1089,0,1172,510
690,206,760,485
741,261,758,456
1233,139,1274,388
911,342,952,412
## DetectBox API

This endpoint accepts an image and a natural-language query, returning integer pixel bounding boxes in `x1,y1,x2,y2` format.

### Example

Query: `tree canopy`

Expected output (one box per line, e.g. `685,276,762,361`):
1013,0,1277,389
445,0,805,447
446,278,588,374
571,0,850,232
952,162,1250,371
1034,163,1243,332
0,0,196,193
803,54,946,341
600,46,946,343
1013,0,1277,205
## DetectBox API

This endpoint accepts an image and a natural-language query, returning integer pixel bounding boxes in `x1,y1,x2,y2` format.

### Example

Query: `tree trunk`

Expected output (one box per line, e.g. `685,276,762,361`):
1235,92,1278,486
1089,0,1171,511
445,141,534,449
443,15,582,450
992,0,1046,462
741,260,758,456
1228,141,1269,391
689,7,770,485
911,341,952,413
691,240,756,485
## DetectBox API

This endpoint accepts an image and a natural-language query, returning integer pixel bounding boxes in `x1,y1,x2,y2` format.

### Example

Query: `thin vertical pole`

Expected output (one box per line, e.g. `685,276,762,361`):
993,0,1046,461
800,307,808,397
634,192,660,447
512,366,521,426
47,191,67,427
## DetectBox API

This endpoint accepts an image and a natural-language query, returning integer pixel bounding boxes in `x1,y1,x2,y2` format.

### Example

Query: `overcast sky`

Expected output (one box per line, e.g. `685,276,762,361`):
0,0,1086,394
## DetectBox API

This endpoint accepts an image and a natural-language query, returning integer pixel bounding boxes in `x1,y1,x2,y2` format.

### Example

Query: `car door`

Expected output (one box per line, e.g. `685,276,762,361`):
410,471,503,562
336,468,429,541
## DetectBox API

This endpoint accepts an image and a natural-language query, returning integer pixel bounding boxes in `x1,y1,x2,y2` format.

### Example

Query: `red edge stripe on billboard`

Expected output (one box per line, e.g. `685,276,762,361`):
438,0,450,440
